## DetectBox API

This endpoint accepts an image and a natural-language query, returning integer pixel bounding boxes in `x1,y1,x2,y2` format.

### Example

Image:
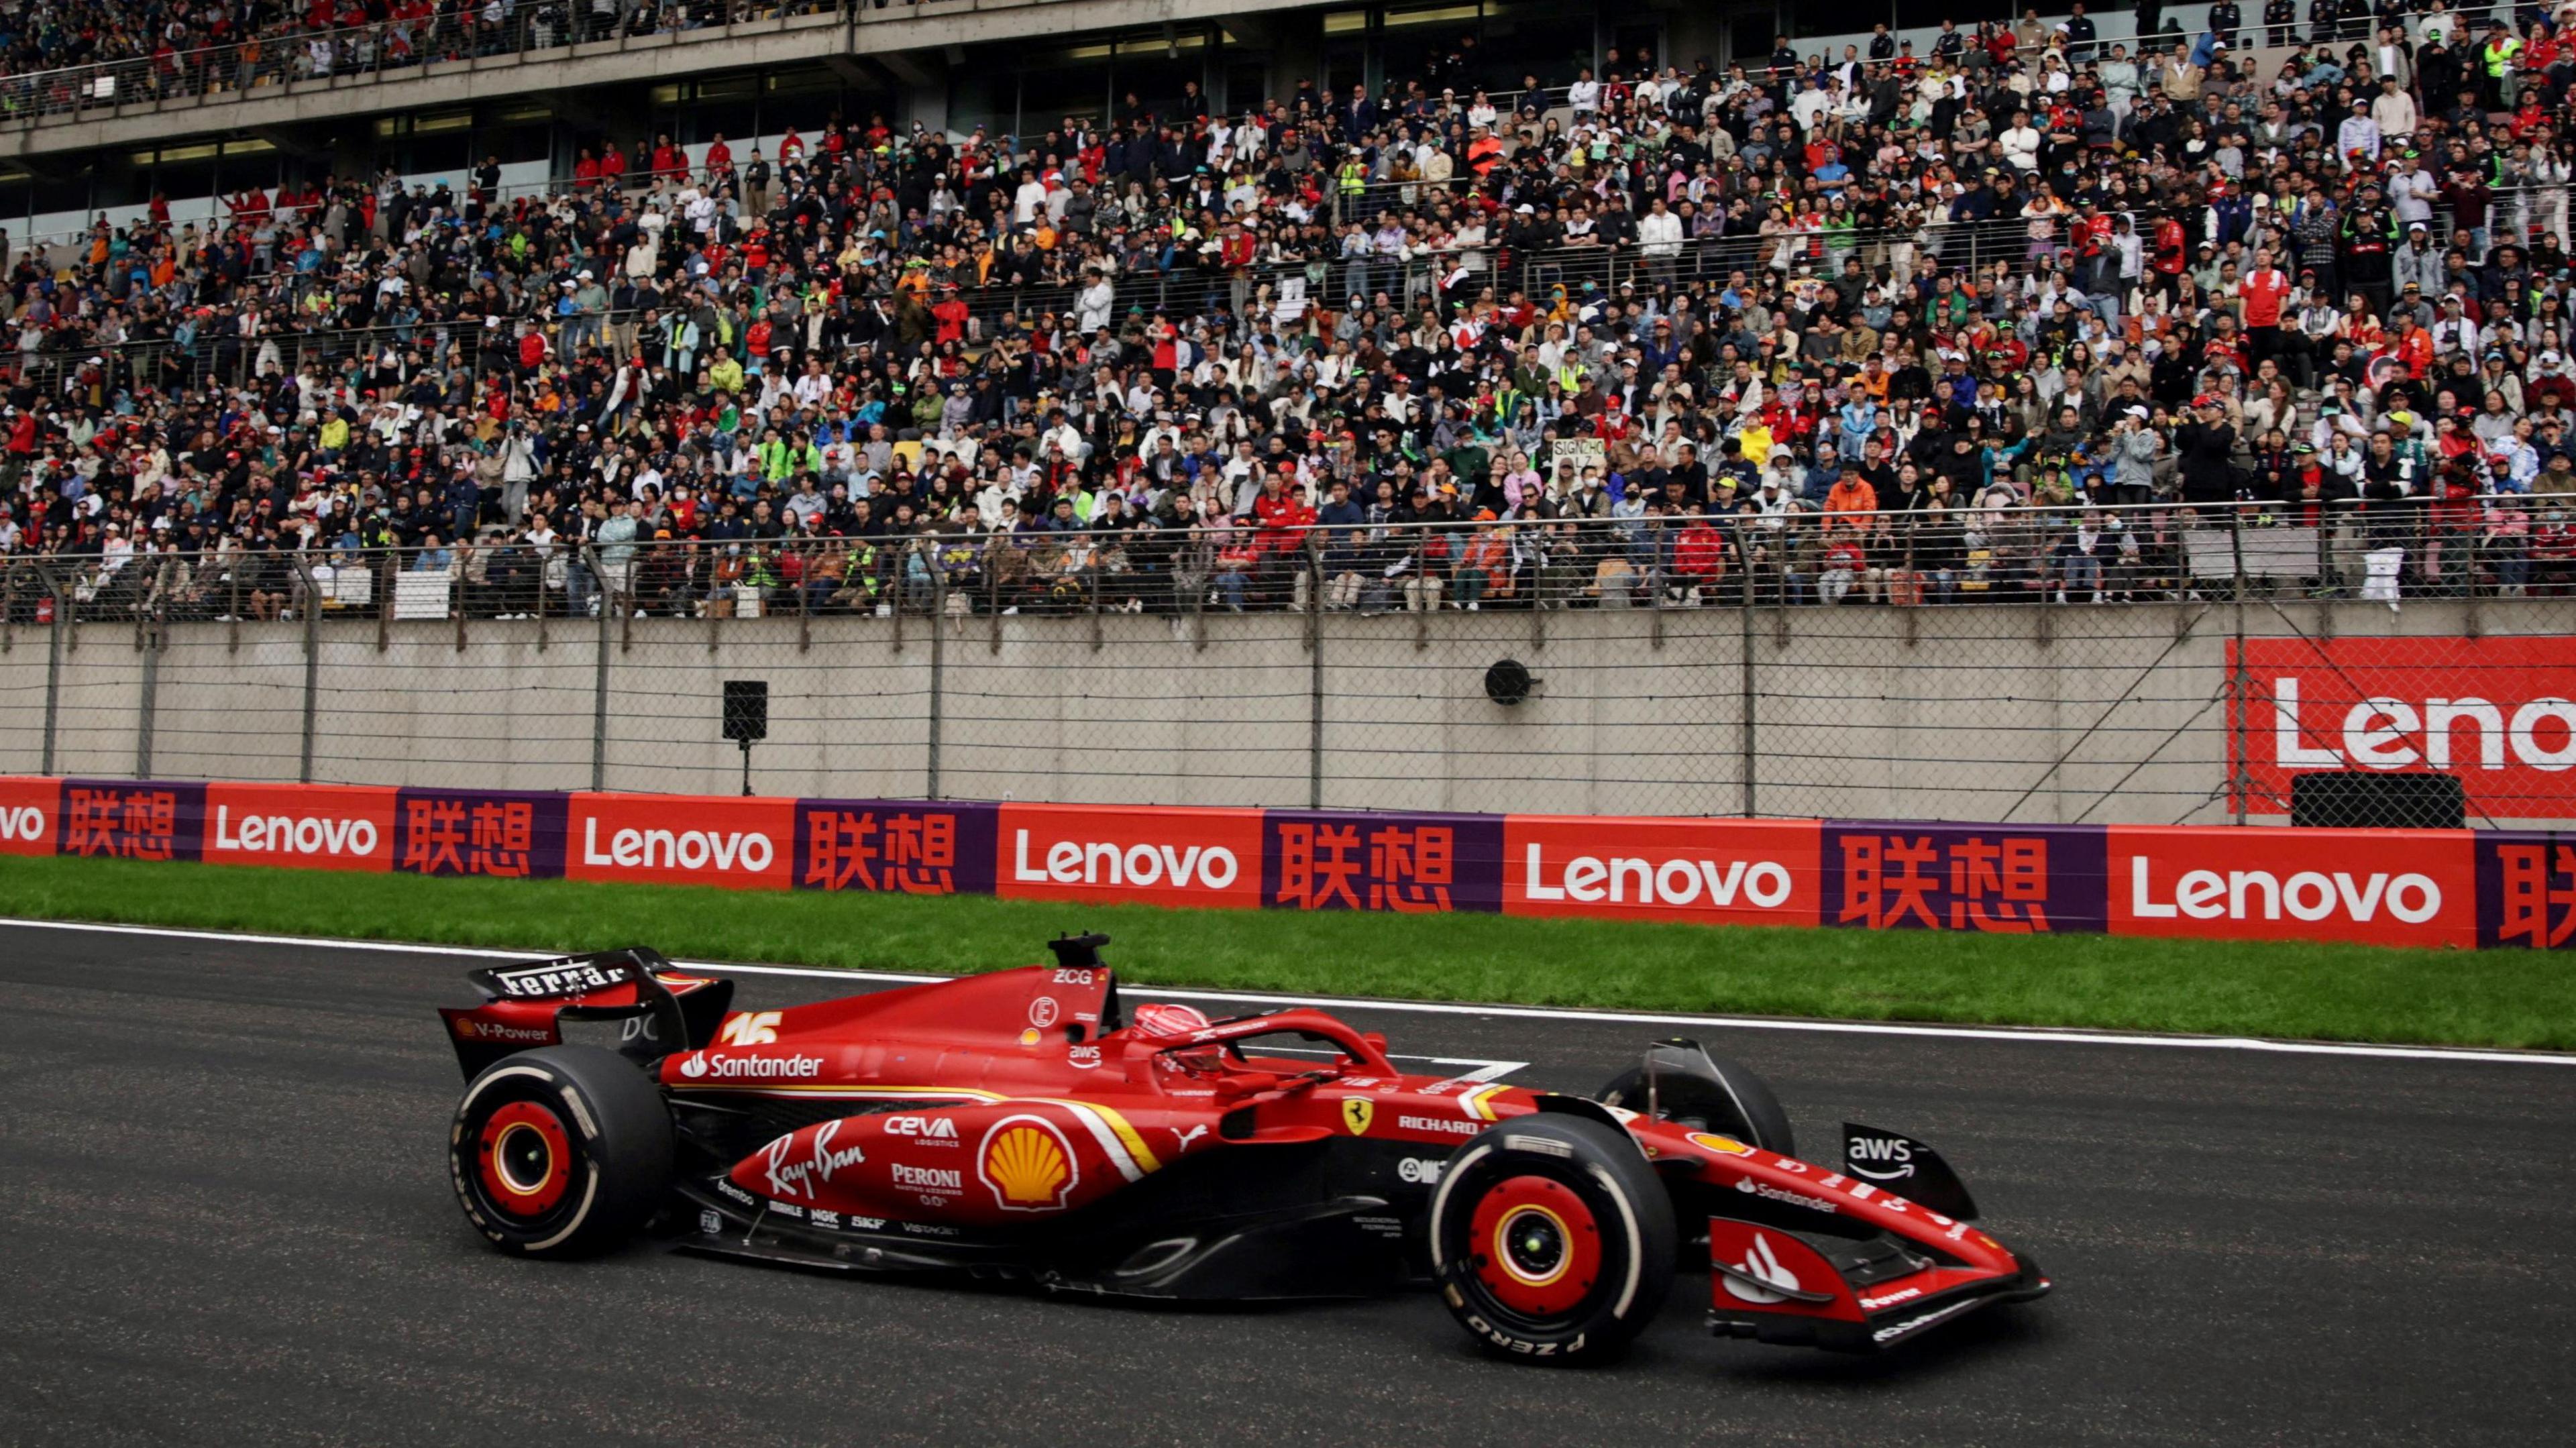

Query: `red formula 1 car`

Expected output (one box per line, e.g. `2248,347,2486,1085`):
440,936,2049,1359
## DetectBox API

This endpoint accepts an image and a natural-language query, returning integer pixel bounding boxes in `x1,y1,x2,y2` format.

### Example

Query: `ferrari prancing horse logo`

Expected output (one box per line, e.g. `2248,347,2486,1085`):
1342,1098,1374,1135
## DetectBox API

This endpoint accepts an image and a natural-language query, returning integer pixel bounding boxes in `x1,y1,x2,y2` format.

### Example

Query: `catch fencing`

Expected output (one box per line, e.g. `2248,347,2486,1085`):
6,500,2573,828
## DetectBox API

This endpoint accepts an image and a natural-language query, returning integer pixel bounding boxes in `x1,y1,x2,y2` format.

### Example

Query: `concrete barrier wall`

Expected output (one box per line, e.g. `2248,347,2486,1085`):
5,598,2572,824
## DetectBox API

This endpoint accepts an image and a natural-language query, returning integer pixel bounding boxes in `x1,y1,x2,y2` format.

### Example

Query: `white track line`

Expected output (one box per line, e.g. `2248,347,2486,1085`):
5,917,2570,1068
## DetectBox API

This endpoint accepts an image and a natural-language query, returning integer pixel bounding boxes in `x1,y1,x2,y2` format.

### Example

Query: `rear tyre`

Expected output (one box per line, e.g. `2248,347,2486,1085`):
1595,1050,1795,1157
1429,1115,1675,1363
449,1044,673,1258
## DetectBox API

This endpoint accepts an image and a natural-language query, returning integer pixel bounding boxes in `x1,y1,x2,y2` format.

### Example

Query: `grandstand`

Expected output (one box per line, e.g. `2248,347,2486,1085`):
2,0,2572,632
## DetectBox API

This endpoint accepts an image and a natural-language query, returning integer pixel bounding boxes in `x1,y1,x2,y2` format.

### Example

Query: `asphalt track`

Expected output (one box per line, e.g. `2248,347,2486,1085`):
2,922,2570,1447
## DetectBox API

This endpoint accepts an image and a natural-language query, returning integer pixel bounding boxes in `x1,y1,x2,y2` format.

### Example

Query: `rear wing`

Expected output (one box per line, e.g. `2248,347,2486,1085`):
438,946,735,1078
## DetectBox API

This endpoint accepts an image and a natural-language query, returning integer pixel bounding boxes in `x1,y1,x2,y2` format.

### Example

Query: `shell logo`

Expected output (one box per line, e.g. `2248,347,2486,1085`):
978,1115,1079,1211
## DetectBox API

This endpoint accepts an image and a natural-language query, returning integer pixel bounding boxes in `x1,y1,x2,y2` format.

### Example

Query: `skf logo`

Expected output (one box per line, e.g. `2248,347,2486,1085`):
979,1116,1078,1211
1342,1098,1375,1135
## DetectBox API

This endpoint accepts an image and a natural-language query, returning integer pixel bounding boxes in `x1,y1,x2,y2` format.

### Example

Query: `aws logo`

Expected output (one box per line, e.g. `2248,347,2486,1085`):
979,1115,1078,1211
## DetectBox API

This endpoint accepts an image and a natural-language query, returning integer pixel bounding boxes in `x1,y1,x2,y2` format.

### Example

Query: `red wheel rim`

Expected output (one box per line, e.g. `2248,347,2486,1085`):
478,1100,573,1217
1466,1174,1602,1319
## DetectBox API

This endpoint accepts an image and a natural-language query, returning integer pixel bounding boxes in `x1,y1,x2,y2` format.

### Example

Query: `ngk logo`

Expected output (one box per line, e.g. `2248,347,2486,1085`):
213,806,378,858
998,804,1263,907
1505,817,1821,926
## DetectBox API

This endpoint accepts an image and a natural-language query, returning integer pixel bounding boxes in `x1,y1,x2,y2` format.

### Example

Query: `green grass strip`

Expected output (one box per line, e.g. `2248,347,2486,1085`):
2,853,2567,1051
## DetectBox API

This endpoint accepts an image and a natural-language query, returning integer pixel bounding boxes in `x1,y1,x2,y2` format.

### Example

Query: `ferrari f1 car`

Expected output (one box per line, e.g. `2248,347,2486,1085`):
440,936,2049,1359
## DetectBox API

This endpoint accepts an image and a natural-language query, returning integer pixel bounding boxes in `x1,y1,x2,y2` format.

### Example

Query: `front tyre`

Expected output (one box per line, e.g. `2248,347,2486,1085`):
449,1044,674,1258
1429,1115,1675,1363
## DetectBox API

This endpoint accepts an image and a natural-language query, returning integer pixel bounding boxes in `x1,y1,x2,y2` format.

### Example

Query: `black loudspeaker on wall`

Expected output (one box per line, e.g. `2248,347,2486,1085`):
2288,771,2467,830
722,680,769,744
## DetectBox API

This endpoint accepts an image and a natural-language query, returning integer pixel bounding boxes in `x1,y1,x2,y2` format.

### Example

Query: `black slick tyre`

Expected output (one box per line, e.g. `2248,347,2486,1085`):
1428,1115,1676,1363
449,1044,674,1257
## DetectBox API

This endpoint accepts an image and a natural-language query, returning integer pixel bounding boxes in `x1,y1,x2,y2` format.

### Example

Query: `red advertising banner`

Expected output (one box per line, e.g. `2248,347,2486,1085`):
0,775,56,856
996,802,1263,910
203,783,396,873
2229,636,2576,820
1502,815,1823,928
567,792,794,889
1,773,2561,950
2108,826,2479,948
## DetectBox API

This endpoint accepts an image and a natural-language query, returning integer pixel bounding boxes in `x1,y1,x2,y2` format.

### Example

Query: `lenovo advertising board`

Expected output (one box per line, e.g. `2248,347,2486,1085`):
203,782,397,873
2230,636,2576,821
2108,826,2477,948
1502,815,1822,927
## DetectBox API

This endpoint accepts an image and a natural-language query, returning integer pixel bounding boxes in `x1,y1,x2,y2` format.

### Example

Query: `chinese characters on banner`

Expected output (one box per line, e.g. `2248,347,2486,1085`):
56,779,205,862
392,789,568,879
1821,823,2108,935
2478,834,2576,950
1262,811,1505,914
3,773,2567,949
794,799,998,896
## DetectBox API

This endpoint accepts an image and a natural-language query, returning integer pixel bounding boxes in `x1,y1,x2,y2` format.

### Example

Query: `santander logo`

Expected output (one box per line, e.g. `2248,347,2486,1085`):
2267,677,2576,773
0,805,42,841
582,818,774,873
1010,830,1239,890
2127,856,2441,924
213,805,376,857
1521,842,1792,909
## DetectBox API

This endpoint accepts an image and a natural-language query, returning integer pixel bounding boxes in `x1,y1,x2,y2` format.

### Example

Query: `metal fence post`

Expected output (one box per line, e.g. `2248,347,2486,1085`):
2229,505,2250,826
133,585,160,780
588,543,609,791
927,562,945,800
297,556,321,783
1306,534,1324,810
40,566,64,775
1739,539,1758,819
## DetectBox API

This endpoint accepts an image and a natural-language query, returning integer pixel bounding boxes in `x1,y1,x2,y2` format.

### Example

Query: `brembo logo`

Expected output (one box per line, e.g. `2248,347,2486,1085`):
583,818,774,873
1010,830,1240,890
213,806,376,857
2127,857,2441,924
1520,843,1794,909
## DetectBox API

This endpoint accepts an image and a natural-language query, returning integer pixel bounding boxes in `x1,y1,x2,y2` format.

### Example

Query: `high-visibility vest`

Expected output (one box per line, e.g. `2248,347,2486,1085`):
2486,38,2522,76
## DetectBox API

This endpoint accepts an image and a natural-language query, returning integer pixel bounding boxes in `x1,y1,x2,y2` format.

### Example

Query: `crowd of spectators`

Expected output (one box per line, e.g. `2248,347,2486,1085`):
0,0,841,103
7,3,2576,625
